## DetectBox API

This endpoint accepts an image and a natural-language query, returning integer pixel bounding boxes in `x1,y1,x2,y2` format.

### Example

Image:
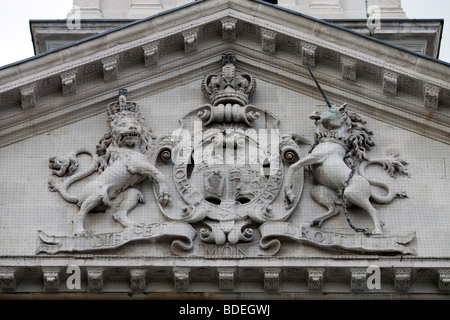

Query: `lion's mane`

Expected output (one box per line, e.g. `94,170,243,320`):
95,111,157,172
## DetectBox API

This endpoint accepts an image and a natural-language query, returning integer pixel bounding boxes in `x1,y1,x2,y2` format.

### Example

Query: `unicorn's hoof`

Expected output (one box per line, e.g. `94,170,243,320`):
372,228,383,236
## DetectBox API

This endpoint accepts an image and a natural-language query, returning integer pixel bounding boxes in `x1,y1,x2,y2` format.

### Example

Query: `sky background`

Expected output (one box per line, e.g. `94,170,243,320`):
0,0,449,67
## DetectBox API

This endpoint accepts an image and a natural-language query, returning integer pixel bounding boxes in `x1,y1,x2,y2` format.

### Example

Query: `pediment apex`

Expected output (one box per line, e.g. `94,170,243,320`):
0,0,449,147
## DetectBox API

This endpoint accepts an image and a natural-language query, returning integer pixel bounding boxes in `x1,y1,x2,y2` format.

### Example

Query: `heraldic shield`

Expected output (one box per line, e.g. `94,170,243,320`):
153,54,306,249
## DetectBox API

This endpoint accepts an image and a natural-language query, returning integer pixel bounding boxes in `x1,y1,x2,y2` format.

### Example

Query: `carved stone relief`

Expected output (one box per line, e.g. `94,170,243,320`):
264,268,281,291
61,70,78,96
173,267,191,290
102,55,119,82
394,268,412,292
20,84,36,109
42,267,61,291
261,28,277,53
142,42,159,67
221,17,238,41
37,54,416,258
182,28,199,54
130,269,147,291
382,69,399,95
424,83,441,110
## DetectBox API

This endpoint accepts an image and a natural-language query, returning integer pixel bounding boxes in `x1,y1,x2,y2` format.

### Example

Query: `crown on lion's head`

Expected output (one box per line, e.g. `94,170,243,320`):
107,88,140,121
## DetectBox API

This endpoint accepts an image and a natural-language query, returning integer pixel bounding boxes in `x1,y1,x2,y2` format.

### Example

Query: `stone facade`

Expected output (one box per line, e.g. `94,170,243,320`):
1,0,450,299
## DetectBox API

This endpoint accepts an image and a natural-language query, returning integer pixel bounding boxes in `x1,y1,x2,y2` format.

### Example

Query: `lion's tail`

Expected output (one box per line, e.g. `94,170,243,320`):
359,154,410,204
48,148,98,204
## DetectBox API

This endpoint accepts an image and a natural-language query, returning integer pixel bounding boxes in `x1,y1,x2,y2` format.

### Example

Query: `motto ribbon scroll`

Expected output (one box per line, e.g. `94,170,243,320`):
259,222,416,255
36,221,196,254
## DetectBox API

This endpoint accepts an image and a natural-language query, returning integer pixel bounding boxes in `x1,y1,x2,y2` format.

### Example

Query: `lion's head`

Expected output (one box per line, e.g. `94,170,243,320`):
110,111,147,149
311,103,375,168
95,110,156,172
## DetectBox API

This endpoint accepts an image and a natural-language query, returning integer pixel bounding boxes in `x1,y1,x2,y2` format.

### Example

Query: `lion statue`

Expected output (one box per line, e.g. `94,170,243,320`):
49,89,171,236
284,103,409,235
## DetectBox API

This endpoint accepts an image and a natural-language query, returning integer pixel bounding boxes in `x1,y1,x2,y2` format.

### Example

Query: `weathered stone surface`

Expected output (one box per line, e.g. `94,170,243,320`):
218,268,235,290
130,269,147,291
61,70,77,95
42,267,61,291
264,268,281,291
0,268,16,291
350,268,367,292
261,28,277,53
394,268,412,292
87,268,104,291
173,267,190,290
142,42,159,67
307,268,325,291
182,28,199,54
102,55,119,82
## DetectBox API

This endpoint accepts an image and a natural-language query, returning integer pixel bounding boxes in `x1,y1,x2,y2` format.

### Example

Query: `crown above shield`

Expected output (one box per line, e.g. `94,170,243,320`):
201,54,256,106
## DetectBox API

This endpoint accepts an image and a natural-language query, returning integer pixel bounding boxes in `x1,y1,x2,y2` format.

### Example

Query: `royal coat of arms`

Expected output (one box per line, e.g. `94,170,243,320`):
154,54,304,248
37,54,416,256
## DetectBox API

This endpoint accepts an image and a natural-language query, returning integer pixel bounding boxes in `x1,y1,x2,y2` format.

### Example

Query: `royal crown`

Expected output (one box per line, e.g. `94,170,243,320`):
107,88,140,120
201,54,256,106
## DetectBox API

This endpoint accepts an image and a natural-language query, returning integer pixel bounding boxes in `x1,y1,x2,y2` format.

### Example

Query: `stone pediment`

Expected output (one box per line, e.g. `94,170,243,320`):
0,0,449,149
2,1,450,298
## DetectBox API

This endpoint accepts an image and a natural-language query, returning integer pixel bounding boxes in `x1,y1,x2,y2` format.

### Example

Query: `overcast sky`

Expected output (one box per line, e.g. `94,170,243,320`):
0,0,449,67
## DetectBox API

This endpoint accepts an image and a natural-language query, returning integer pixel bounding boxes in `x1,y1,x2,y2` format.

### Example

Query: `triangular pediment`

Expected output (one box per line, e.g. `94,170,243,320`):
0,0,449,148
